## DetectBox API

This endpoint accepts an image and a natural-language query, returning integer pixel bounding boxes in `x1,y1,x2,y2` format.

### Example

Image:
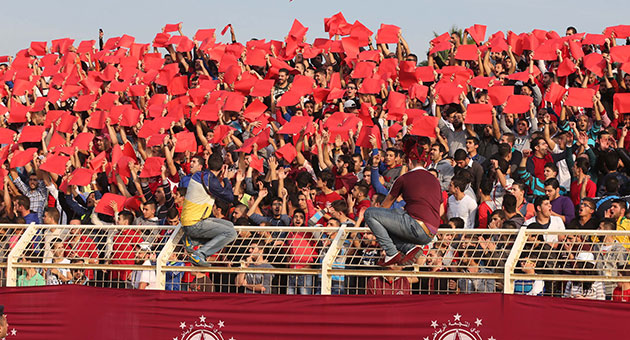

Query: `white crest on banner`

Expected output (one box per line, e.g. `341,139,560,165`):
173,315,236,340
423,314,495,340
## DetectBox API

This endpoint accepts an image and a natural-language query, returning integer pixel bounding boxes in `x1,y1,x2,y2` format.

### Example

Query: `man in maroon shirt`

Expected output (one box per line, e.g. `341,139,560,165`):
364,136,443,267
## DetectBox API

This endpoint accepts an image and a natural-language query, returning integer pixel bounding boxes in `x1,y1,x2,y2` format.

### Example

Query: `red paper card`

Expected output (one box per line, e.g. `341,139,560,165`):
465,104,492,125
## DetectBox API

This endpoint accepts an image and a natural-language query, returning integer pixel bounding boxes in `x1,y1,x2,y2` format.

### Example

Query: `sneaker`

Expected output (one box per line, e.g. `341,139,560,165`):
399,246,423,266
188,253,211,267
377,252,402,267
182,235,196,253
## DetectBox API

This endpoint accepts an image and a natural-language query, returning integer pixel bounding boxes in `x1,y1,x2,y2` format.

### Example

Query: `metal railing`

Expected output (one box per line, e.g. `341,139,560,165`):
2,224,630,300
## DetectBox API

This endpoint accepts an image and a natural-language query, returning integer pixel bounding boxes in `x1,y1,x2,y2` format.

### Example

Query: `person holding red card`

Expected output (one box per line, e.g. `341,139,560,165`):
364,135,443,267
181,154,237,266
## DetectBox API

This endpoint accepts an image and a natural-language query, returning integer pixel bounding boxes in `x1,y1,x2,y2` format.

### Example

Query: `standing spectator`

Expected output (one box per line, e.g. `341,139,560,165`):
454,149,483,195
544,178,575,224
455,247,496,293
131,242,158,290
567,199,599,230
524,196,566,245
570,158,597,207
447,177,477,229
45,238,72,285
7,171,47,222
235,242,274,294
428,143,454,191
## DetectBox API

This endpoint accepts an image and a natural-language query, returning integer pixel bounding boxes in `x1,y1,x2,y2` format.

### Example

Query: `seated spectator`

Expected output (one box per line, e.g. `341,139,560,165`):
235,243,274,294
17,258,45,287
45,238,72,285
514,254,544,296
131,242,158,290
455,247,496,293
563,252,605,300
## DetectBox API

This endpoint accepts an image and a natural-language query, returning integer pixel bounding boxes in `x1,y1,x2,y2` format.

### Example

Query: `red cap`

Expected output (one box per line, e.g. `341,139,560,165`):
9,147,37,169
455,45,479,61
139,157,165,178
503,95,533,114
409,116,438,138
68,168,94,186
39,154,69,175
544,82,567,105
17,125,44,144
94,193,127,216
464,104,492,125
174,131,197,153
376,24,400,44
557,58,577,77
614,93,630,114
0,128,16,144
583,53,606,77
276,143,297,163
248,154,264,173
565,88,595,108
250,79,275,97
466,24,487,44
488,86,514,106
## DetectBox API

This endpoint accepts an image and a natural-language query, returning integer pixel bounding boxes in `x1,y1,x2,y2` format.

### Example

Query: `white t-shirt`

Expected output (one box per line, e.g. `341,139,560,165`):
447,195,478,228
552,145,571,190
131,260,159,290
524,216,565,244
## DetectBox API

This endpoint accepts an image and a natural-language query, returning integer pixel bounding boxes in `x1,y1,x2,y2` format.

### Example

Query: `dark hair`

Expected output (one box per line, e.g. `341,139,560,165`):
166,207,179,220
338,154,353,169
207,154,224,171
531,137,544,151
278,68,290,75
466,136,480,145
544,178,560,190
490,209,507,221
502,194,517,214
480,179,493,196
451,176,468,192
612,198,628,210
449,217,465,229
293,208,306,220
605,176,619,193
354,183,369,197
453,148,468,161
213,199,230,216
44,207,60,223
544,162,558,174
331,199,349,214
431,143,446,156
533,195,550,211
604,151,620,172
319,170,335,189
373,193,386,205
15,195,30,210
599,218,617,231
498,143,511,158
118,210,135,224
575,157,589,174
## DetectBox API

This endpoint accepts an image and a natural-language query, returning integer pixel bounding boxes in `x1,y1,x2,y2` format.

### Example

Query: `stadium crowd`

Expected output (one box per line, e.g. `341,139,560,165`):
1,15,630,299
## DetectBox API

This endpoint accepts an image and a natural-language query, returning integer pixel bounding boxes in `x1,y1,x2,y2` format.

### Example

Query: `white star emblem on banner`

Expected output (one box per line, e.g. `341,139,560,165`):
453,313,462,321
475,318,483,327
488,337,496,340
179,322,186,329
218,320,225,328
431,320,438,328
10,329,17,336
199,315,206,323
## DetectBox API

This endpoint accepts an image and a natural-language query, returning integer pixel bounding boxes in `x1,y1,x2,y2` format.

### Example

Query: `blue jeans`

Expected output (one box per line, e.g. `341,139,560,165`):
287,274,313,295
364,207,434,257
184,218,237,258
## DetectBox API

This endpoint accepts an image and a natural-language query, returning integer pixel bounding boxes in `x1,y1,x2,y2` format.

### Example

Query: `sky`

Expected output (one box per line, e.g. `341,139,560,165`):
1,0,629,59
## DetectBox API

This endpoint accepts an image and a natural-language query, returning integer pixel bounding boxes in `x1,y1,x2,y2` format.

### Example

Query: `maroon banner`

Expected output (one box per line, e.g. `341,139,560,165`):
0,286,627,339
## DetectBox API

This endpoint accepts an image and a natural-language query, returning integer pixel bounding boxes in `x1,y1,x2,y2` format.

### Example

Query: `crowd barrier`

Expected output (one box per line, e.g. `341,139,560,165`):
1,223,629,298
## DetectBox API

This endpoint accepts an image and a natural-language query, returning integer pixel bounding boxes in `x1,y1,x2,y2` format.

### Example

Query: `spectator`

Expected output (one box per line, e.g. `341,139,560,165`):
16,258,45,286
563,252,605,300
524,195,566,245
455,247,496,293
447,176,477,229
131,242,158,290
235,242,274,294
567,198,599,230
544,178,575,224
45,238,72,285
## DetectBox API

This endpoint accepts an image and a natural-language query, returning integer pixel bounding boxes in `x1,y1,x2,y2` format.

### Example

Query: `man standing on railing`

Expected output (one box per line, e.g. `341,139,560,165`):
181,154,237,266
364,136,443,267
